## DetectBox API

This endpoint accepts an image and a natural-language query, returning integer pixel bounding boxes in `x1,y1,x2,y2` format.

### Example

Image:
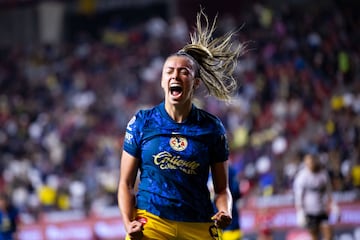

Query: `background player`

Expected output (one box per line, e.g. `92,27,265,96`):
293,152,336,240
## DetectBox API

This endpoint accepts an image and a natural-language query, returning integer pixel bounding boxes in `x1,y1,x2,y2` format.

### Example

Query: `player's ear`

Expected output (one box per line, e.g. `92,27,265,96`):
193,78,200,90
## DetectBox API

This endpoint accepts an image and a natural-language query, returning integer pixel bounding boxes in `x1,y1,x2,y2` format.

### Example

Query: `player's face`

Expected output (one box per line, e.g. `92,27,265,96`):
305,154,318,172
161,55,200,106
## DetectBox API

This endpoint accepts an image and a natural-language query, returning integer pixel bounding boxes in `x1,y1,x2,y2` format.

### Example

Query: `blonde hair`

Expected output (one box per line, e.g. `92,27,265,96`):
177,9,246,101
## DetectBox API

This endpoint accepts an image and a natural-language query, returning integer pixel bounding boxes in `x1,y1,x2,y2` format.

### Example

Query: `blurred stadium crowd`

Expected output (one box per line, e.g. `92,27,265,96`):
0,2,360,223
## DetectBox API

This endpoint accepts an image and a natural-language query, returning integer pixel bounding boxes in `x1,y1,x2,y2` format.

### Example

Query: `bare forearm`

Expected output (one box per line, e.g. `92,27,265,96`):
211,188,233,229
118,183,136,227
214,189,232,215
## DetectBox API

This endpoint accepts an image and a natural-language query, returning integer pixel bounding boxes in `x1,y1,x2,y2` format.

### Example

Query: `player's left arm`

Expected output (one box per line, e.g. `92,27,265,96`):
211,160,233,229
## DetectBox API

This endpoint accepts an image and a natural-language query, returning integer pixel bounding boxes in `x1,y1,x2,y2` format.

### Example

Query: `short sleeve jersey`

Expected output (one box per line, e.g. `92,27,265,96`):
123,102,229,222
293,167,331,215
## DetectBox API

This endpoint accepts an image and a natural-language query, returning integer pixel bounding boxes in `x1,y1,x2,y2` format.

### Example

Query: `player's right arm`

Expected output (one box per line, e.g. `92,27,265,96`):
118,150,143,239
293,171,306,227
293,173,304,210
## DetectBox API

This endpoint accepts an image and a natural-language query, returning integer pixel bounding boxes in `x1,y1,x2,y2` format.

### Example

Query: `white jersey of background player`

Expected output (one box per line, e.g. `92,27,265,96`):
293,153,336,240
294,154,332,215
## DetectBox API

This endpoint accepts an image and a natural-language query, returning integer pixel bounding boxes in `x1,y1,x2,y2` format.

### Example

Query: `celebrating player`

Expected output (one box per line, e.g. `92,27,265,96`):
117,8,245,240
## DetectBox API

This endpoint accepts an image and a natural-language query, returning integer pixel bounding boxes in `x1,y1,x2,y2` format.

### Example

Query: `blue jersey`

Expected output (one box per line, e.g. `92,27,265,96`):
123,102,229,222
224,165,241,231
0,207,18,240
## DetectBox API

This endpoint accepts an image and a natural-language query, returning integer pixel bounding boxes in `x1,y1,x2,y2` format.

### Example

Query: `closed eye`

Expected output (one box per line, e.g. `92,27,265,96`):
165,68,191,76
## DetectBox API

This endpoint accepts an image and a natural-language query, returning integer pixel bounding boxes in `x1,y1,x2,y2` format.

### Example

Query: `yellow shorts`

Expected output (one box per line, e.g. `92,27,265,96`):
222,229,242,240
125,209,223,240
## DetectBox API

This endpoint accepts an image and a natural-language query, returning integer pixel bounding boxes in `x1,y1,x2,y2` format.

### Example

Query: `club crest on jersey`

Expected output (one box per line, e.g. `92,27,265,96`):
169,136,188,151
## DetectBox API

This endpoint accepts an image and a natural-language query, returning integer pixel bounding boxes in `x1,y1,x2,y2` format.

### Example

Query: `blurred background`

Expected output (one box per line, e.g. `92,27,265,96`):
0,0,360,239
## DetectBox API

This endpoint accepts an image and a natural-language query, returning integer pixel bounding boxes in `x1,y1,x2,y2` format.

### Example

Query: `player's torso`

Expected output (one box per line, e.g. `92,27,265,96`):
133,104,225,221
302,170,327,194
140,118,214,177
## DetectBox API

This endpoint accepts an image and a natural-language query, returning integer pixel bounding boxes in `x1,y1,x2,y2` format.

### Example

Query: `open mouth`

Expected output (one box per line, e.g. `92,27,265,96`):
170,85,183,97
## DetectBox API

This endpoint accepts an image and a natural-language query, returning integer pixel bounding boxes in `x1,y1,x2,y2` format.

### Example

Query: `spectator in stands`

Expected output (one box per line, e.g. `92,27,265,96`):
117,9,245,240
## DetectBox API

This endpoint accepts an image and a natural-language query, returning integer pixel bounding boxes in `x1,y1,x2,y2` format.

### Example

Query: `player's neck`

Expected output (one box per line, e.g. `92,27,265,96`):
165,102,192,123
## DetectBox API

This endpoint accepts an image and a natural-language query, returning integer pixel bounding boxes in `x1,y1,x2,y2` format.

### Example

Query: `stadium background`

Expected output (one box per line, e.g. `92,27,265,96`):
0,0,360,239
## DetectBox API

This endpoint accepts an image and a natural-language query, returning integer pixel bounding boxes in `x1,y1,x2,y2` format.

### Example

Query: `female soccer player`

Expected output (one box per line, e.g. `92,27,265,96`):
293,153,336,240
118,9,245,240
